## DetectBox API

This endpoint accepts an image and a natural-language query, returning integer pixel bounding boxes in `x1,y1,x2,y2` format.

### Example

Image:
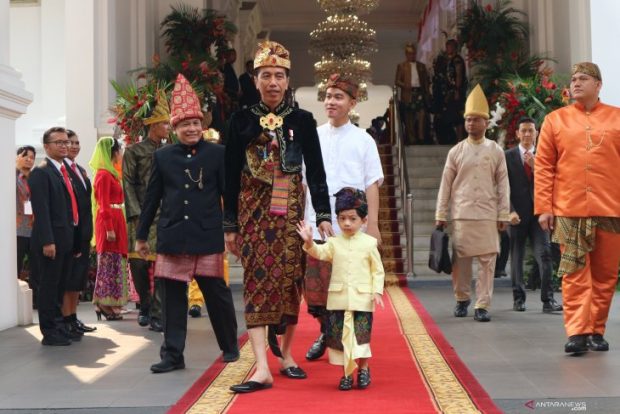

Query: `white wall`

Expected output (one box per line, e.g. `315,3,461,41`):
590,0,620,106
11,1,65,150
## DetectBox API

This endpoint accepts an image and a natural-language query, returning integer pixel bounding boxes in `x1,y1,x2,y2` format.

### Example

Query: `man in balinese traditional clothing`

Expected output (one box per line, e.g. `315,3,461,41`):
224,41,332,393
136,74,239,373
435,84,510,322
303,74,384,361
535,62,620,354
123,91,169,332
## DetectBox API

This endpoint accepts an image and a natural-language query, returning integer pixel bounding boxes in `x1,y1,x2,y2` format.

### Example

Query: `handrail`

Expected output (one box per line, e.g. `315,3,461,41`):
390,87,414,278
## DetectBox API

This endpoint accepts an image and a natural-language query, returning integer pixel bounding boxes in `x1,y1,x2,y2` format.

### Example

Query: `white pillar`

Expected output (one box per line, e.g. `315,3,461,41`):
65,0,98,167
0,0,33,331
590,0,620,105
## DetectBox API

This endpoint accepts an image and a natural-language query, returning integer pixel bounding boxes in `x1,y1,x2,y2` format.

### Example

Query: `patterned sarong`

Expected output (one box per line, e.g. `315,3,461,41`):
552,216,620,275
154,253,224,282
93,252,128,307
237,165,305,327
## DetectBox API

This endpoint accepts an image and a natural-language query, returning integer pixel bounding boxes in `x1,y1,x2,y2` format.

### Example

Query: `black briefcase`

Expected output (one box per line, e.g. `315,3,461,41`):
428,226,452,274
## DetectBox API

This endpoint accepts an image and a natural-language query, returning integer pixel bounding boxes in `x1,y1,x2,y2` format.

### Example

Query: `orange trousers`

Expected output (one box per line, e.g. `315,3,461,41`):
561,228,620,337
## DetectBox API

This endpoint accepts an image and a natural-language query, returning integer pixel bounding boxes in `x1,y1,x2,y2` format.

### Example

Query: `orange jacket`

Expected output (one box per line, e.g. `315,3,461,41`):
534,101,620,217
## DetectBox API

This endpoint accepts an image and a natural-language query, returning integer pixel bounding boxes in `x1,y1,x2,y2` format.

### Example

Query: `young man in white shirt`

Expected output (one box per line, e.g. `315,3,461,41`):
304,74,384,360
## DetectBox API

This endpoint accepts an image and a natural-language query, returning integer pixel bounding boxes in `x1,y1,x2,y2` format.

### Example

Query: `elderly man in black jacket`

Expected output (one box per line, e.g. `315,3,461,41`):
136,74,239,374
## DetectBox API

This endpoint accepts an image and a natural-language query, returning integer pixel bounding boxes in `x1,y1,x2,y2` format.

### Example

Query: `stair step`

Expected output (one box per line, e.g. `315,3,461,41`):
379,220,401,233
382,259,405,273
412,198,438,211
410,188,439,200
406,145,453,156
411,177,442,189
409,166,445,177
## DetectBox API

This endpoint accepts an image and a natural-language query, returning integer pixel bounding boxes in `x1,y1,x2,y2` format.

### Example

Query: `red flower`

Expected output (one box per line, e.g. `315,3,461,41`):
181,61,190,71
485,4,493,12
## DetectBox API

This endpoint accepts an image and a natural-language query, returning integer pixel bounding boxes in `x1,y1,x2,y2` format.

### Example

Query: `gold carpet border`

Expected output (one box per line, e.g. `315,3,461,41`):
387,282,482,414
186,339,255,414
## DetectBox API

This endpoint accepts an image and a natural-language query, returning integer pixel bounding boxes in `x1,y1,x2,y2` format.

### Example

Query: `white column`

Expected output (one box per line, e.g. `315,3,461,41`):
65,0,98,167
590,0,620,105
0,0,33,331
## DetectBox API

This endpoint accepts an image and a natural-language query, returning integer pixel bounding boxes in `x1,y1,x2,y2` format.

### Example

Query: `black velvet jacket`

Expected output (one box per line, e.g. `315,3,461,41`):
137,140,225,255
223,102,331,232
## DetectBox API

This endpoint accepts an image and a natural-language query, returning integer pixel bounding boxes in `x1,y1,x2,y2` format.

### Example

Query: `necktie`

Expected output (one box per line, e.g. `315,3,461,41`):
60,164,79,225
71,162,86,189
523,151,533,181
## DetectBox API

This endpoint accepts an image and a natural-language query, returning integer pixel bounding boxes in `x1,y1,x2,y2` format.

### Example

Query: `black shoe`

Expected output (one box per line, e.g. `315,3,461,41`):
150,359,185,373
587,334,609,351
63,323,83,341
279,366,307,379
41,334,71,346
149,318,163,332
474,308,491,322
357,368,371,389
338,376,353,391
305,333,326,360
513,302,526,312
188,305,201,318
543,300,563,313
454,300,471,317
494,270,507,278
223,350,240,362
230,381,273,393
137,309,150,327
565,335,588,354
74,319,96,332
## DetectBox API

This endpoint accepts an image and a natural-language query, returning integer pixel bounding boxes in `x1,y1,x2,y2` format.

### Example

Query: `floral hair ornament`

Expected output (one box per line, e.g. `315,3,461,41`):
326,73,359,99
253,41,291,70
571,62,602,81
335,187,368,218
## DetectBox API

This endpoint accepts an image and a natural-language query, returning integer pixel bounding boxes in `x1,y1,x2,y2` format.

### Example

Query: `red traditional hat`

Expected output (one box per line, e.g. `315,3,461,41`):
326,73,359,99
170,74,203,127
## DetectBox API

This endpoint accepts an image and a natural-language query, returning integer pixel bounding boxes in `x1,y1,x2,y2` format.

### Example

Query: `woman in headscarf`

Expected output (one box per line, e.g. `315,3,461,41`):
90,137,128,320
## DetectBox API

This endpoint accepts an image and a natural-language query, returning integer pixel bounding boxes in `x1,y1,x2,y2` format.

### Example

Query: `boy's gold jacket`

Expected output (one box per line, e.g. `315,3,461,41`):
304,232,384,312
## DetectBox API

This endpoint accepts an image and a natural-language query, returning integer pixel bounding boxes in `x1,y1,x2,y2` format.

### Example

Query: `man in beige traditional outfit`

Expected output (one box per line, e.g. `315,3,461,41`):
435,84,510,322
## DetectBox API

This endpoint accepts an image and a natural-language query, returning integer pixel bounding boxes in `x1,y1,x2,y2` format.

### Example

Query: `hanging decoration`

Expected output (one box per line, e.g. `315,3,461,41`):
309,0,379,101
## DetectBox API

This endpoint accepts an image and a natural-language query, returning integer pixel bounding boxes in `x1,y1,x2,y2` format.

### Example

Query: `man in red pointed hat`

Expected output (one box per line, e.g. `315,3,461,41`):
136,74,239,373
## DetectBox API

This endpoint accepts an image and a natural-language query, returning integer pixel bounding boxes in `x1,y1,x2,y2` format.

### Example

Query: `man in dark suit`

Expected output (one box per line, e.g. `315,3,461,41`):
239,59,260,109
136,74,238,374
63,129,95,335
505,117,562,313
29,127,80,346
395,43,431,145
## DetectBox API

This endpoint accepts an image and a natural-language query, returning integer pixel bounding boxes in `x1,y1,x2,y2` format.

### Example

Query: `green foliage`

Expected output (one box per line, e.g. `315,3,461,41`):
110,3,237,143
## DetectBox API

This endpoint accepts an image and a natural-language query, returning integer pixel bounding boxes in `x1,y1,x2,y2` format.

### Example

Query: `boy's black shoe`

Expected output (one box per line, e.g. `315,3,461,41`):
357,368,371,389
338,376,353,391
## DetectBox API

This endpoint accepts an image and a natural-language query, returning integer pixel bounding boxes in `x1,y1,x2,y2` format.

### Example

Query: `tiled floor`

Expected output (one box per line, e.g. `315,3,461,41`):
2,270,620,413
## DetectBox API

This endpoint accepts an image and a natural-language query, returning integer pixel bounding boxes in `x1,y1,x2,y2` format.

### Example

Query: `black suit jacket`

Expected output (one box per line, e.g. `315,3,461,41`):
239,72,260,108
66,161,93,242
28,158,75,253
137,140,225,255
505,147,535,223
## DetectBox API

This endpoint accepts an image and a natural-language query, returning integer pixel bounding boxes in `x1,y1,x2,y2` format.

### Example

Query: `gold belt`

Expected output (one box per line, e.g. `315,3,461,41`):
110,203,124,209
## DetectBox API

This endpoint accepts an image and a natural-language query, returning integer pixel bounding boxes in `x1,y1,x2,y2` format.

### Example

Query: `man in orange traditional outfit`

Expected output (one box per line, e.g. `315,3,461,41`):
535,62,620,354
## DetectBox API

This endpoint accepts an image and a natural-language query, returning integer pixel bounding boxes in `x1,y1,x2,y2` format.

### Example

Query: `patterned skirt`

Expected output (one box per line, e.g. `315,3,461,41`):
154,253,224,282
93,252,128,307
303,247,332,310
326,310,373,375
237,171,305,327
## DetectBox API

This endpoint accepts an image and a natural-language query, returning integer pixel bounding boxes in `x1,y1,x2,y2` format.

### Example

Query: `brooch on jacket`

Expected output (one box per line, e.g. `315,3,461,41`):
259,113,283,131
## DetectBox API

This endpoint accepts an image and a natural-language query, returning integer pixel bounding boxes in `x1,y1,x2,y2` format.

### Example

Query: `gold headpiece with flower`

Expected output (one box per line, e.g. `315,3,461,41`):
253,41,291,70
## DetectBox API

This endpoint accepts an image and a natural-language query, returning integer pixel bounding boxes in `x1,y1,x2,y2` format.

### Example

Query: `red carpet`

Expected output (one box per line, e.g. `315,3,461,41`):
169,283,501,414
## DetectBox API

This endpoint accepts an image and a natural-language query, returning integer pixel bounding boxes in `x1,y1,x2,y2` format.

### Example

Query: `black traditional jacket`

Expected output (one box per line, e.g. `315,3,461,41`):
137,140,225,255
223,101,331,232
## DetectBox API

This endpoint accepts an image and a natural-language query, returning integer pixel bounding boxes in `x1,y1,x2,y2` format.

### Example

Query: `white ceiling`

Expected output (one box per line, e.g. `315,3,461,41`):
257,0,428,32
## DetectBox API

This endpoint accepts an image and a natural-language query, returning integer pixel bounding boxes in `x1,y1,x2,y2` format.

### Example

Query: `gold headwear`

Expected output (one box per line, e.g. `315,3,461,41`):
326,73,358,99
464,84,490,119
143,90,170,125
405,42,416,53
253,41,291,70
571,62,602,81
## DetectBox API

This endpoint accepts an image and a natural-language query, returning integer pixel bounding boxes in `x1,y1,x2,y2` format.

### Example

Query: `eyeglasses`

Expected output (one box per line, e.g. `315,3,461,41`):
48,140,71,147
